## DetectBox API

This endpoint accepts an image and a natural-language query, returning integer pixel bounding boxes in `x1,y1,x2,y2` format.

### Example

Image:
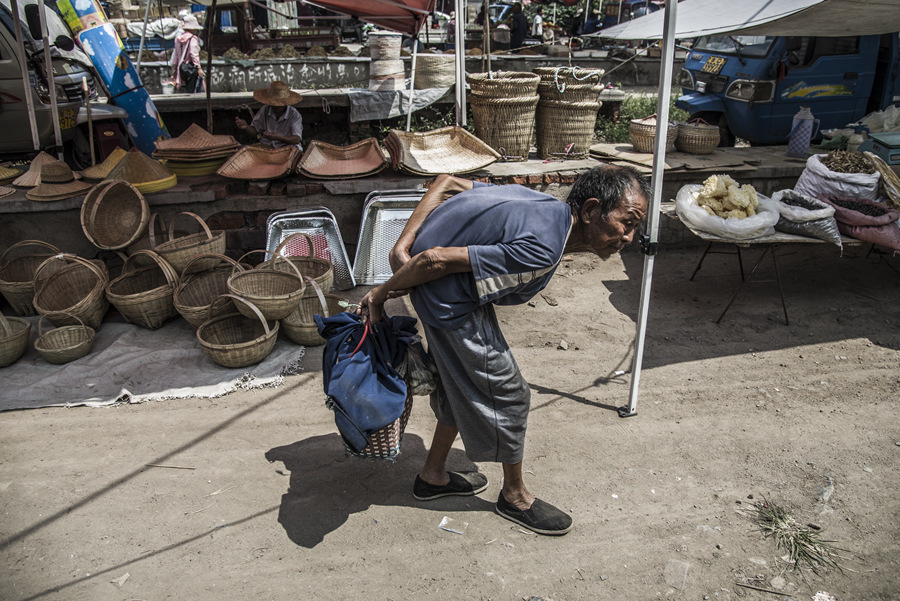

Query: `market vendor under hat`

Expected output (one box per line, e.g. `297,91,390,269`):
235,81,303,151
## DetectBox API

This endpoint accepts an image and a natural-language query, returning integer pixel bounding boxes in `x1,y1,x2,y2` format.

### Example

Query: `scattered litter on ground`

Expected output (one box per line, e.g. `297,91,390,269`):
438,516,467,535
111,572,130,586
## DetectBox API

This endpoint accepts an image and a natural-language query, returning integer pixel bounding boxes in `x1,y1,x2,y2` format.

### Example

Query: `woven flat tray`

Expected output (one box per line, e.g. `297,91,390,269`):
217,145,299,181
296,138,387,180
385,126,500,175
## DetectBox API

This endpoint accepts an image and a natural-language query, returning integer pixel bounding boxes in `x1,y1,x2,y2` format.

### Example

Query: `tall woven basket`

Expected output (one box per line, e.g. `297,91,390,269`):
468,72,541,161
33,254,110,329
0,240,61,316
534,67,605,160
536,99,602,159
350,392,414,459
414,54,455,89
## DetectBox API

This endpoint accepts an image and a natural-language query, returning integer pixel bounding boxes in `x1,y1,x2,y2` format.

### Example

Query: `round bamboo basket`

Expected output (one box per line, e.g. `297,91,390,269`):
174,253,244,328
414,54,455,89
152,212,225,276
675,119,720,154
629,116,678,154
80,179,150,250
467,72,540,99
33,254,109,329
0,310,31,367
0,240,61,316
280,278,345,346
34,311,95,364
260,232,334,293
470,95,539,161
197,294,279,368
227,250,306,321
535,99,602,159
105,250,180,330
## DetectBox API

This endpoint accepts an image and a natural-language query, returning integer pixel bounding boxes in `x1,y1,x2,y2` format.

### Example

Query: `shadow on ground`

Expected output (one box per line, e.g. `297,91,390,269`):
265,433,493,547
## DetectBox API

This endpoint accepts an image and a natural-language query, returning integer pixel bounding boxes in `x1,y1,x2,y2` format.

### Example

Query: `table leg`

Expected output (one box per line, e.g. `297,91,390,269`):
770,244,789,325
690,241,713,281
690,242,745,281
715,246,771,324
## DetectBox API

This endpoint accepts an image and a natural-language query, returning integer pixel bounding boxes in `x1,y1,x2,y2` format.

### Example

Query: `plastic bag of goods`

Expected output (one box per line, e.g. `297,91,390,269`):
675,175,779,240
794,151,882,201
772,189,842,249
819,196,900,252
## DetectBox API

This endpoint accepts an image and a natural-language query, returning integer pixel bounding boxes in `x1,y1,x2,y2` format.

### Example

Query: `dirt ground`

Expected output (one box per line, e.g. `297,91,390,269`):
1,242,899,601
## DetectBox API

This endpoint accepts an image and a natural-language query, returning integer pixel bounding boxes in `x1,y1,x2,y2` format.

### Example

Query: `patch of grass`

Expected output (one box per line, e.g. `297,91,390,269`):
596,92,688,144
747,499,848,575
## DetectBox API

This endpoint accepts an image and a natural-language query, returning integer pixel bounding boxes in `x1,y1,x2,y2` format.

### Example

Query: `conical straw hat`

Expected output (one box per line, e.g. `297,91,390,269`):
154,124,239,153
82,147,128,180
25,161,93,201
106,148,177,193
13,151,83,187
0,185,14,198
0,164,22,184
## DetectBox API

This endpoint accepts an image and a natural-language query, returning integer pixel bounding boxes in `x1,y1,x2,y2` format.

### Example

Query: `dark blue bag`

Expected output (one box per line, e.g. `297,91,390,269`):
315,312,417,452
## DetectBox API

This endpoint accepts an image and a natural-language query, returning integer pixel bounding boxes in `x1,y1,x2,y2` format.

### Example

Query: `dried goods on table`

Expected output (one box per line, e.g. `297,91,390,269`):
222,47,249,60
820,195,900,251
820,150,875,174
696,174,759,219
277,45,303,58
772,190,842,248
794,154,882,201
330,46,356,57
250,48,277,60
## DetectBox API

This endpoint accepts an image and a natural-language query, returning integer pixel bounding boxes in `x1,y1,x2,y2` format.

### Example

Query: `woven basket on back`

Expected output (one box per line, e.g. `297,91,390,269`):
33,254,109,329
152,212,226,276
106,250,180,330
261,232,334,293
0,310,31,367
629,116,678,154
536,99,602,159
675,119,720,154
0,240,61,316
81,179,150,250
470,95,539,161
467,72,540,98
385,127,500,175
197,294,279,368
217,144,299,181
174,253,243,328
415,54,455,89
227,250,306,321
280,278,345,346
34,311,95,364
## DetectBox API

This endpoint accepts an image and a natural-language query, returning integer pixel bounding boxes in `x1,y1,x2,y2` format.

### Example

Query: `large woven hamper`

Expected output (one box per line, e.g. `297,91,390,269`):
414,54,456,89
536,99,602,159
368,31,402,60
467,71,540,98
675,119,720,154
470,95,539,161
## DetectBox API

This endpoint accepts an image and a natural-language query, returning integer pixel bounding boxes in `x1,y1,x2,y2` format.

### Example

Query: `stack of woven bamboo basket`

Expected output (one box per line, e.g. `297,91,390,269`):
467,72,541,161
533,67,605,159
368,32,405,92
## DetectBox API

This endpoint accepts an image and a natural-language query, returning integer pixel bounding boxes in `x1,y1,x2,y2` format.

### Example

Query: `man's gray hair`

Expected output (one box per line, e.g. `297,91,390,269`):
566,164,651,218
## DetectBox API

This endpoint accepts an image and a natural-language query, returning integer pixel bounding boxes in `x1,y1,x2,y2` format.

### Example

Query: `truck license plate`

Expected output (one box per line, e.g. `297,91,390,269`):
58,108,76,130
701,56,726,74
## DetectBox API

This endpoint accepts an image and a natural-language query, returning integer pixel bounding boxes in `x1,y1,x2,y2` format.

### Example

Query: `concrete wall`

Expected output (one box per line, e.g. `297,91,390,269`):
138,54,684,94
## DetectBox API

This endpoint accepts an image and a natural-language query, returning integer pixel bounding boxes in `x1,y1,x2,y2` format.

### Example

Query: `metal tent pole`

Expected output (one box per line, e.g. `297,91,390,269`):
10,0,40,150
619,0,678,418
135,0,152,73
454,0,466,126
483,0,491,72
36,0,63,157
205,0,217,132
406,37,418,131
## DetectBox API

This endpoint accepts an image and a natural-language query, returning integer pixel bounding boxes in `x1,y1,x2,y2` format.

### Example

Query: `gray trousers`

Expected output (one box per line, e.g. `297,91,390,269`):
422,304,530,464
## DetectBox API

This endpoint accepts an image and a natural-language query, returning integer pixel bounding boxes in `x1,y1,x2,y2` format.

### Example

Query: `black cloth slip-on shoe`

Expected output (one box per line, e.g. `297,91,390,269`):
495,492,573,536
412,471,489,501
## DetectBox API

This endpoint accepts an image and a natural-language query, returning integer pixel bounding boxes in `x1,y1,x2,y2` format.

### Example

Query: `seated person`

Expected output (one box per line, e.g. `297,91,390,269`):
235,81,303,150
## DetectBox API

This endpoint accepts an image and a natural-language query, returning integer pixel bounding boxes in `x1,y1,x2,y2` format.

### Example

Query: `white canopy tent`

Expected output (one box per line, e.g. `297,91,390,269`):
590,0,900,417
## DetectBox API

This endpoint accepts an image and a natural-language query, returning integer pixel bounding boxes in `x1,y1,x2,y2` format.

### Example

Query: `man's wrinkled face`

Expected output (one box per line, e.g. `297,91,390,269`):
583,187,648,259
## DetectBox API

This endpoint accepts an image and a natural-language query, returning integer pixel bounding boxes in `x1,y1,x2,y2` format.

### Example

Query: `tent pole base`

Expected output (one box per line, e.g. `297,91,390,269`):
617,405,638,418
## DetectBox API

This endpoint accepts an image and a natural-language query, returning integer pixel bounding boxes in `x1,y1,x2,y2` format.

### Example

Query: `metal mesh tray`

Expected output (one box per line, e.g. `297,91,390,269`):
266,212,356,290
353,189,425,286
